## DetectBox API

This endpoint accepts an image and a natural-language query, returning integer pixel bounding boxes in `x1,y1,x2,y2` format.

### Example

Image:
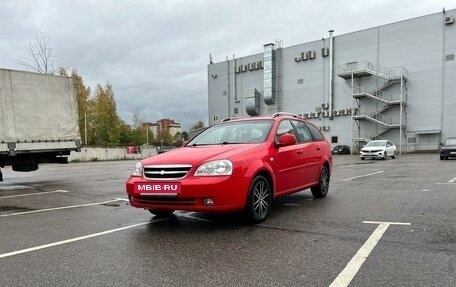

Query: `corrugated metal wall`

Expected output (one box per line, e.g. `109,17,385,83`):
208,9,456,151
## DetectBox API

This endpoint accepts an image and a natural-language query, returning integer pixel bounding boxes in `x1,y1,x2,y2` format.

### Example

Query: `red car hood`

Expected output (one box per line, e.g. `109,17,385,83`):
141,144,263,166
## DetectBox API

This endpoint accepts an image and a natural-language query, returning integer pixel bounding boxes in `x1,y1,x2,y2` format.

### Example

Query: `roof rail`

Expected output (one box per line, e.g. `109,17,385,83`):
271,112,302,118
221,117,243,122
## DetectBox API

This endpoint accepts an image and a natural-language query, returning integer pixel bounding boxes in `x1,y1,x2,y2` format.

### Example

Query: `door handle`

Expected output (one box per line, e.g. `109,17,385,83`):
297,149,303,154
316,146,321,151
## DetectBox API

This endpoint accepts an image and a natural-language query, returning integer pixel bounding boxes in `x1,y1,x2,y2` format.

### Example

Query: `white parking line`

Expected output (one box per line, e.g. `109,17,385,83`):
342,171,384,181
0,190,69,199
0,185,32,190
329,221,410,287
0,221,153,259
0,199,122,218
448,176,456,183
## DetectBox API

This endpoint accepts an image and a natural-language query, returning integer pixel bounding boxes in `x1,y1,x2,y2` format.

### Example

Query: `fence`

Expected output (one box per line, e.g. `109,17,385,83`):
68,146,158,162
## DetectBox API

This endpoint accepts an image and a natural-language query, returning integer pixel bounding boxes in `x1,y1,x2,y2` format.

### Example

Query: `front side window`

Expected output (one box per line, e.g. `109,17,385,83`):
276,120,296,139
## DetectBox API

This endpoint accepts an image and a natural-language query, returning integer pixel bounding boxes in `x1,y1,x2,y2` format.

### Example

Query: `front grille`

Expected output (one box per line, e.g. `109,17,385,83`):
143,164,192,179
134,195,196,206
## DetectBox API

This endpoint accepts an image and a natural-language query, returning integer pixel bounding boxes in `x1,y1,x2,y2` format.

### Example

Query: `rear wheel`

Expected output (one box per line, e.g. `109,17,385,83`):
311,165,330,198
148,209,175,217
245,175,272,224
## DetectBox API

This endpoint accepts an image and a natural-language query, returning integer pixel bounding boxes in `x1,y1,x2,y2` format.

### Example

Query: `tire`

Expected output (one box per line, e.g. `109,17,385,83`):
392,151,396,159
360,157,365,161
245,175,272,224
311,165,330,199
382,152,387,160
440,156,445,160
148,209,175,217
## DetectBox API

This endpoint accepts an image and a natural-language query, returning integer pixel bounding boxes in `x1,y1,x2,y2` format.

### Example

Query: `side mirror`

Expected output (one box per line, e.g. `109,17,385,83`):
182,140,189,147
277,133,297,147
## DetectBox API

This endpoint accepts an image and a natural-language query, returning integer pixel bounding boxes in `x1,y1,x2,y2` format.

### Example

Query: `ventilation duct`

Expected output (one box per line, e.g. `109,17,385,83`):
263,43,275,105
245,88,260,116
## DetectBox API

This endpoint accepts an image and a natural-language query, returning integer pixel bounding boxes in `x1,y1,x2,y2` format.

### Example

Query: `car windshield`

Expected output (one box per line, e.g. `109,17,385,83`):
445,138,456,145
365,141,386,147
187,120,274,145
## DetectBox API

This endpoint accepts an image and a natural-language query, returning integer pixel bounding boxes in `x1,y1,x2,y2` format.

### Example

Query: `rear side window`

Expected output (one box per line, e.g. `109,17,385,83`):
291,120,312,143
306,123,325,141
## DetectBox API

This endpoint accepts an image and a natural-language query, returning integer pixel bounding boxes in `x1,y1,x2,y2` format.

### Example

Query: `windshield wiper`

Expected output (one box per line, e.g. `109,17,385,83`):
221,142,243,145
189,143,214,147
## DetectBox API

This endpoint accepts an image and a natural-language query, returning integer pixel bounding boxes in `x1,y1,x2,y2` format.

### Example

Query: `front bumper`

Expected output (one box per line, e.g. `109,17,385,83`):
360,151,384,159
126,174,249,212
440,149,456,157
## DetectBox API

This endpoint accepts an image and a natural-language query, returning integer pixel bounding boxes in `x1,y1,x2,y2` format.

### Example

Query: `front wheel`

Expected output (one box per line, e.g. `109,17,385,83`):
245,175,272,224
382,152,387,160
392,151,396,159
311,166,330,198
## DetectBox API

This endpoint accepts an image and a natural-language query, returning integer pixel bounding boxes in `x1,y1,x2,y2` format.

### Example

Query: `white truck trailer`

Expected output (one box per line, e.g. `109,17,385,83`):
0,68,81,180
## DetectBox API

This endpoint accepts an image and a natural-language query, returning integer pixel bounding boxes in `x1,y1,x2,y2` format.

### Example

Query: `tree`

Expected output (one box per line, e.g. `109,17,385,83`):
181,131,189,141
173,131,190,146
190,120,205,131
17,32,55,74
173,132,183,146
57,68,92,145
71,69,91,145
92,83,123,145
154,130,173,146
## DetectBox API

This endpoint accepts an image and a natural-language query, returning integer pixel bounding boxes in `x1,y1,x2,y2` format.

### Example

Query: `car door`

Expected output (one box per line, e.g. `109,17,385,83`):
305,122,326,184
274,119,304,194
291,119,316,186
386,141,394,156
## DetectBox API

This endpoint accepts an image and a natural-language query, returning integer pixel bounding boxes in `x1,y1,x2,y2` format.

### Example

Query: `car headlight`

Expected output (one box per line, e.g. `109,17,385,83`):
195,160,233,176
131,162,143,176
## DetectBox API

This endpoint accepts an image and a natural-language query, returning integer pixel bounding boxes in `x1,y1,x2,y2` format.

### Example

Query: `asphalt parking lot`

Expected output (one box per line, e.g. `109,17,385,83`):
0,154,455,287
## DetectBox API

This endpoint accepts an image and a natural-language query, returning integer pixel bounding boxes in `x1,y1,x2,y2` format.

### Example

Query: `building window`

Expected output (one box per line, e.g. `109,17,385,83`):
234,107,238,114
331,136,338,144
223,91,228,96
297,79,304,85
213,115,219,122
446,54,455,61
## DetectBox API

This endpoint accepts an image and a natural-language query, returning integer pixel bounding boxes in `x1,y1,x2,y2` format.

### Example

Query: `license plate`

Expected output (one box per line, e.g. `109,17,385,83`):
134,182,181,195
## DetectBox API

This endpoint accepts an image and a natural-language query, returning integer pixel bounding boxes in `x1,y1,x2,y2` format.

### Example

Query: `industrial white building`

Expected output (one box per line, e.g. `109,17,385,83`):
207,9,456,152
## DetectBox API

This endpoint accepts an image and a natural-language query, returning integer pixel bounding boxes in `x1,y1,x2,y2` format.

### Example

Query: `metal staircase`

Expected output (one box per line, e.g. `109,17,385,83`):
337,61,408,152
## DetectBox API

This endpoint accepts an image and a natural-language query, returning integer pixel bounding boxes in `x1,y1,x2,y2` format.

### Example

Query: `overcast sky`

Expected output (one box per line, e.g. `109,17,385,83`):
1,0,454,130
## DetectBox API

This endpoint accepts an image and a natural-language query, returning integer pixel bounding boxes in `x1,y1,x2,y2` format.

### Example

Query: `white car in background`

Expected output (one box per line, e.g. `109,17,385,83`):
360,140,397,160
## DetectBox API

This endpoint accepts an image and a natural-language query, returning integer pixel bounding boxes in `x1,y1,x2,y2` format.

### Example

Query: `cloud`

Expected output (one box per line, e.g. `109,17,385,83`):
0,0,454,130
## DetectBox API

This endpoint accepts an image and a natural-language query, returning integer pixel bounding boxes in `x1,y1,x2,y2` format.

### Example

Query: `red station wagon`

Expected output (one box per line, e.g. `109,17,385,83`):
125,112,333,223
